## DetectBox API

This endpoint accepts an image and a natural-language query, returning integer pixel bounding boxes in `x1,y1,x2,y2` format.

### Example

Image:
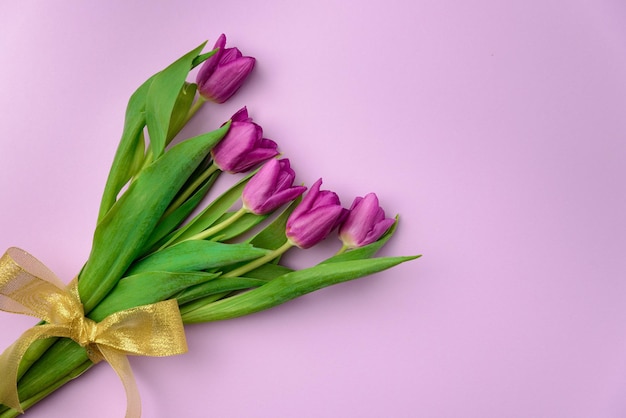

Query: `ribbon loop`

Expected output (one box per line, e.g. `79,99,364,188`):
0,248,188,417
0,248,69,321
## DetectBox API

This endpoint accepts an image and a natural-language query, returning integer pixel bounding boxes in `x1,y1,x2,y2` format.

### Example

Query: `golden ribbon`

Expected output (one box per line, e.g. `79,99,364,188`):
0,247,188,417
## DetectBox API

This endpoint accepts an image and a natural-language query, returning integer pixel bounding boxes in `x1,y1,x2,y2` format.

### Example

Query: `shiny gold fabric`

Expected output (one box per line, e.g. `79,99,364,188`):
0,248,188,417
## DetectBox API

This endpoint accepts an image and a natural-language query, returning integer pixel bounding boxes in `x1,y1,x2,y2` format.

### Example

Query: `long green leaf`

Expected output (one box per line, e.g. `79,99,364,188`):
14,340,88,410
191,48,218,69
165,82,197,144
78,123,230,313
181,256,419,323
97,75,154,221
89,271,218,321
127,240,268,275
98,43,214,222
145,42,206,159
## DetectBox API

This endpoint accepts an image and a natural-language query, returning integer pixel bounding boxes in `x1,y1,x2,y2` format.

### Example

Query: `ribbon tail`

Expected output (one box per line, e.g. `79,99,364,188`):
0,324,70,412
0,339,25,412
99,346,141,418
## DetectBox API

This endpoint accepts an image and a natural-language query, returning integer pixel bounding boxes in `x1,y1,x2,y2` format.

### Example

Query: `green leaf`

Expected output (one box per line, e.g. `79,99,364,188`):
160,172,255,248
89,271,218,322
97,75,155,221
126,130,147,181
247,197,300,251
127,240,269,275
96,43,214,223
78,123,230,313
14,340,89,408
181,256,419,323
176,277,267,305
165,82,197,145
191,47,218,69
145,42,206,160
140,169,220,255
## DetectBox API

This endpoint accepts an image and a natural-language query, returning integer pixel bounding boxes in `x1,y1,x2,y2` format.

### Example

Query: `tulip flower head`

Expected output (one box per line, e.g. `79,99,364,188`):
242,159,307,215
212,107,279,173
339,193,395,249
285,179,347,249
196,34,256,103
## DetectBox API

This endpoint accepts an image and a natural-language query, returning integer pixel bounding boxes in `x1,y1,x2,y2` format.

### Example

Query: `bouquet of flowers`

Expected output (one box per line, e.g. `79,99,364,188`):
0,35,418,417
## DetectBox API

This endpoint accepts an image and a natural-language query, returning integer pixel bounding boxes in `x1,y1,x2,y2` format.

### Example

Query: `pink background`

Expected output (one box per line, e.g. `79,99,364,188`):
1,1,626,417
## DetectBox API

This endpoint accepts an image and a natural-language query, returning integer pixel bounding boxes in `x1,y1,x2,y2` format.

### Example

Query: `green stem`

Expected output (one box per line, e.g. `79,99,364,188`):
335,244,349,256
182,96,207,129
184,206,247,241
139,148,155,173
163,163,219,218
224,241,294,279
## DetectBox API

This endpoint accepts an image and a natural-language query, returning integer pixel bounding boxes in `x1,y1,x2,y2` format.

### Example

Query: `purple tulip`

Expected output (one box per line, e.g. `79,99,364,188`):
286,179,348,249
339,193,395,248
242,159,307,215
212,107,279,173
196,34,256,103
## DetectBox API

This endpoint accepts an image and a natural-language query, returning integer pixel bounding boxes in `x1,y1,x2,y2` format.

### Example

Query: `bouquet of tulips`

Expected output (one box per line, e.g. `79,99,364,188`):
0,34,418,417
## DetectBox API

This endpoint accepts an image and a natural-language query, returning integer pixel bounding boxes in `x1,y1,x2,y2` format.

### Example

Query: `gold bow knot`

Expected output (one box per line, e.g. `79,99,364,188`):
0,248,188,417
71,314,99,349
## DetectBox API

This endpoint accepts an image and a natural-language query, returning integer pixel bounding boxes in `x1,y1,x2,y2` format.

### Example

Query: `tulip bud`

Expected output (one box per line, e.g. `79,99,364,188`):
339,193,395,248
286,179,347,249
242,159,307,215
212,107,279,173
196,34,256,103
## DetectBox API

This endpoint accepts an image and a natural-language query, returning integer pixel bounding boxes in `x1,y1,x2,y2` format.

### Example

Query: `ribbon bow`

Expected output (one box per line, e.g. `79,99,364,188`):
0,248,188,417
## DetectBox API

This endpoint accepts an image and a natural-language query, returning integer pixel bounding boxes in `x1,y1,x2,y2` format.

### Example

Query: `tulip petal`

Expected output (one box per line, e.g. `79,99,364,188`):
362,218,396,246
260,186,306,214
285,179,346,248
231,107,250,123
196,34,227,87
211,110,277,173
201,57,256,103
288,178,322,222
221,47,243,64
339,193,394,248
287,205,345,248
242,159,306,215
196,34,256,104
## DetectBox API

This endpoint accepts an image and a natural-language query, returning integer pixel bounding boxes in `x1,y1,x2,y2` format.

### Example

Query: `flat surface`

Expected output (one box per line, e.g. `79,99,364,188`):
1,1,626,417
